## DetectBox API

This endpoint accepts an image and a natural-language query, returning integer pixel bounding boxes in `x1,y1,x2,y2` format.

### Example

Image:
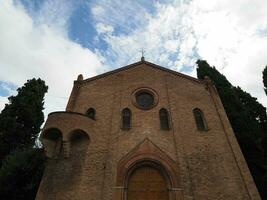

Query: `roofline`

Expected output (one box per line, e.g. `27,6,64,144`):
75,60,203,85
144,60,202,83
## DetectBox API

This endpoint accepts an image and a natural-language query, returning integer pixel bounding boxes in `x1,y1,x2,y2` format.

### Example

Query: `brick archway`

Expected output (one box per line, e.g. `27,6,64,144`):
113,139,184,200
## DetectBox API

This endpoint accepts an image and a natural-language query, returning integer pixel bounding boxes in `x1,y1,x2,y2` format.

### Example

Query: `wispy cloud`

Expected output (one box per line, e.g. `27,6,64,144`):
90,0,267,106
0,0,105,115
1,0,266,116
90,0,153,34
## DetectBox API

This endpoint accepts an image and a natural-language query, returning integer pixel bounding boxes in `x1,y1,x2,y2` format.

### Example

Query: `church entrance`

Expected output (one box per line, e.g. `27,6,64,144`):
127,166,169,200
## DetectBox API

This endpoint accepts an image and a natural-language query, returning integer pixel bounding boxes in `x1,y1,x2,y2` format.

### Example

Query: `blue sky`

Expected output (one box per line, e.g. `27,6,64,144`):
0,0,267,116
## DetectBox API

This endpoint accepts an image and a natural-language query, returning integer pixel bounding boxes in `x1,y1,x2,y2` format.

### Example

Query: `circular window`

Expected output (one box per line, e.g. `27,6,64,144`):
132,88,158,110
136,92,154,109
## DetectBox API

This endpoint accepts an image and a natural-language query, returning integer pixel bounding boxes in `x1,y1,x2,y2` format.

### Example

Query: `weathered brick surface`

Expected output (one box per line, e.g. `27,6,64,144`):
36,61,260,200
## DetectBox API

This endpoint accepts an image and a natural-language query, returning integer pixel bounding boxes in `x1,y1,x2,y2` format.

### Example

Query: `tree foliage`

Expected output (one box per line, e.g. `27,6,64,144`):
0,78,48,162
0,147,45,200
0,78,48,200
196,60,267,199
264,66,267,95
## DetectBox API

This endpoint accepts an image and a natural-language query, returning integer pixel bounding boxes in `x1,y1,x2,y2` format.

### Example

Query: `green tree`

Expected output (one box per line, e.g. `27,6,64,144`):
0,78,48,200
233,87,267,138
196,60,267,199
262,65,267,163
0,147,45,200
263,66,267,95
0,78,48,163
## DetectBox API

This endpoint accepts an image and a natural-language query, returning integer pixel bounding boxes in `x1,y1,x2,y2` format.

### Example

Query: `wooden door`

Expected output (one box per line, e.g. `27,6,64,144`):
127,166,169,200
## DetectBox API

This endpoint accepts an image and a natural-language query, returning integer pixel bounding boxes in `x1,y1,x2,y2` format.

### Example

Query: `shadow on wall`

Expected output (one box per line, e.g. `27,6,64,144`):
42,128,62,159
40,129,90,199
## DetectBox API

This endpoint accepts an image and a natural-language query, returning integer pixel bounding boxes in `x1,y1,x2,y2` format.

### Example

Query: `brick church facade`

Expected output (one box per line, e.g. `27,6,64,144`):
36,59,260,200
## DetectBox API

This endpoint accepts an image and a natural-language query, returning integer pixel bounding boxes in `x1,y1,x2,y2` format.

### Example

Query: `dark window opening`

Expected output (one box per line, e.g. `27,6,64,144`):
136,91,154,109
159,108,170,130
86,108,96,120
193,108,207,131
122,108,131,129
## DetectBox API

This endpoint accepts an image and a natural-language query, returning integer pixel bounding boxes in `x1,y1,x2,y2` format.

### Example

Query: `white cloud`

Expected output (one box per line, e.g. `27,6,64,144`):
91,0,267,107
1,0,266,120
0,1,104,116
91,5,105,18
188,0,267,107
96,23,114,34
90,0,150,33
0,96,8,111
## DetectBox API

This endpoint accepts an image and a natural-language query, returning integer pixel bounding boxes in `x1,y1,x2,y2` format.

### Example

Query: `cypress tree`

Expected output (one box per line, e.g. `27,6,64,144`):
196,60,267,199
0,148,45,200
262,65,267,163
0,78,48,163
263,66,267,95
0,78,48,200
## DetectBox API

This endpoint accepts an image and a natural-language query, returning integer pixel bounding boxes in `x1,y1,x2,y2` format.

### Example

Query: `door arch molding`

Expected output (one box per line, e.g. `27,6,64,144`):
125,159,172,190
113,139,183,200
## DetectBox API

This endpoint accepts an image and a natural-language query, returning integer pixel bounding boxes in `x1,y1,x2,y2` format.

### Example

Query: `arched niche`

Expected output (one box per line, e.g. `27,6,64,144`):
42,128,63,159
69,129,90,158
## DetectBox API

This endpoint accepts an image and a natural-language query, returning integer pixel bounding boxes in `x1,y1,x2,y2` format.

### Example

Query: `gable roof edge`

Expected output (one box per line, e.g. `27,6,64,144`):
75,60,203,86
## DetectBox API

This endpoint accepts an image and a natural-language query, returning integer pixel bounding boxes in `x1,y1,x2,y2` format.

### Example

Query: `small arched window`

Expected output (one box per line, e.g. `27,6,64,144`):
193,108,207,131
122,108,131,129
86,108,95,120
159,108,170,130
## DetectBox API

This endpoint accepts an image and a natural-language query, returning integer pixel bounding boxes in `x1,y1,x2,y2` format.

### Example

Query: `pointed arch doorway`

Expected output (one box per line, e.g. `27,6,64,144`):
127,163,169,200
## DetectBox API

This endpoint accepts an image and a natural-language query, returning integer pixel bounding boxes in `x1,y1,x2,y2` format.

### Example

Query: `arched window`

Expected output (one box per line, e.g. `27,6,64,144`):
86,108,95,120
159,108,170,130
122,108,131,129
193,108,207,131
